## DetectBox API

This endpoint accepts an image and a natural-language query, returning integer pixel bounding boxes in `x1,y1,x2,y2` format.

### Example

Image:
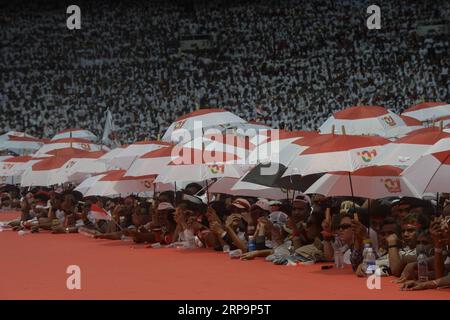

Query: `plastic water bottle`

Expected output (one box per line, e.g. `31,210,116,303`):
365,248,377,275
362,240,372,272
417,252,428,282
333,237,344,269
248,236,256,252
229,249,242,259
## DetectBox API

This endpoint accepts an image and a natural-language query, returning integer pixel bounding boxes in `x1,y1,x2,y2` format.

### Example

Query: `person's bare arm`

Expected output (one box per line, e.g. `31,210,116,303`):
430,217,446,279
386,233,404,277
322,239,334,261
225,225,247,252
241,249,273,260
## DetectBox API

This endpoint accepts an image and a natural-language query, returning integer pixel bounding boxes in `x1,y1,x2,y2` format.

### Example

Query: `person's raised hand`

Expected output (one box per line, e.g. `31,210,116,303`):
209,221,225,236
386,233,399,246
351,220,367,242
206,207,221,223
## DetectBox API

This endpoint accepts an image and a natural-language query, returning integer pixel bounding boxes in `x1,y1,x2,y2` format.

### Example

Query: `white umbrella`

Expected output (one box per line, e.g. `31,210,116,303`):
319,105,413,138
376,129,450,168
162,108,246,143
108,140,171,170
305,165,420,199
0,135,44,155
402,102,450,123
51,128,98,142
75,170,174,197
403,137,450,194
35,138,108,156
21,148,106,187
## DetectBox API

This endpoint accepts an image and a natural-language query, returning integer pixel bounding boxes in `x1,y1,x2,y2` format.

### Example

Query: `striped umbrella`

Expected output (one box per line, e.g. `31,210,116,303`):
162,108,246,143
0,135,44,155
402,102,450,123
319,105,413,138
35,138,108,156
305,165,420,199
51,128,98,142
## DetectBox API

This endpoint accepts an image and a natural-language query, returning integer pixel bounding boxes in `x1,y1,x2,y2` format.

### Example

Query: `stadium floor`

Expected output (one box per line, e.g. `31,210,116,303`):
1,212,449,300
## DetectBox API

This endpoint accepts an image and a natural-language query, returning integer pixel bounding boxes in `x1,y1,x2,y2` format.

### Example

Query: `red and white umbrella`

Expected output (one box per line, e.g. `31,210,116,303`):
305,165,420,199
125,146,174,177
51,128,98,142
35,138,108,156
210,177,295,200
0,131,36,140
399,115,423,134
21,148,106,187
108,140,171,170
403,137,450,194
402,102,450,123
430,115,450,128
0,135,44,155
155,146,248,183
162,108,246,142
282,134,390,178
0,155,49,184
319,105,412,138
376,129,450,167
75,170,173,197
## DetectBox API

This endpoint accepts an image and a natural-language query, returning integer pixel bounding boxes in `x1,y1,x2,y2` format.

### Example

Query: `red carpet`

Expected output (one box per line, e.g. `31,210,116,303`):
1,212,449,300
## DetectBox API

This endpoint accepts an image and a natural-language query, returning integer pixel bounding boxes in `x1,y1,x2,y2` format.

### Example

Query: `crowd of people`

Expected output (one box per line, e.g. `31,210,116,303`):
1,184,449,291
1,0,449,143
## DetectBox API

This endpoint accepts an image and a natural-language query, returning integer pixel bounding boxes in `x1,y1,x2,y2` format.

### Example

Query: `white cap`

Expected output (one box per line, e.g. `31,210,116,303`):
157,202,175,211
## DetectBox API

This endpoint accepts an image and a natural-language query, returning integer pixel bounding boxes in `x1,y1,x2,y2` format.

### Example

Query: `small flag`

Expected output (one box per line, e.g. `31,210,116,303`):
89,204,112,221
102,108,119,148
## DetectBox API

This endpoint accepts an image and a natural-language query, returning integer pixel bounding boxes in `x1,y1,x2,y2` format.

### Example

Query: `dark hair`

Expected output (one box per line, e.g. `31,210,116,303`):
381,217,401,237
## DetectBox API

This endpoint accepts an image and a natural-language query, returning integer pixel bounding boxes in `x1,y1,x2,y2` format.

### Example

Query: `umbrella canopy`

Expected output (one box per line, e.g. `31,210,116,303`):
125,146,174,177
282,134,390,178
0,131,36,141
155,146,249,183
162,108,246,143
319,105,412,138
108,140,171,170
0,155,48,184
403,136,450,194
376,129,450,168
305,165,420,199
210,177,295,200
35,138,107,155
51,128,98,142
21,148,106,187
75,170,173,197
401,102,450,123
0,135,44,155
399,115,423,135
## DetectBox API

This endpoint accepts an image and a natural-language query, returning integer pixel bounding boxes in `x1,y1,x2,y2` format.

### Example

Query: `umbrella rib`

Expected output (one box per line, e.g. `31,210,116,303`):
422,153,450,194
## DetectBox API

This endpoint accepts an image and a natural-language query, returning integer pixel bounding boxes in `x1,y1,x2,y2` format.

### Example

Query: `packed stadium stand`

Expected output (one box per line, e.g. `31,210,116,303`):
1,0,449,143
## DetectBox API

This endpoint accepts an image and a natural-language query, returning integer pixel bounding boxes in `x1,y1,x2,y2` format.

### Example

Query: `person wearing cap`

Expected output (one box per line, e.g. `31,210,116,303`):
292,194,312,224
268,200,282,213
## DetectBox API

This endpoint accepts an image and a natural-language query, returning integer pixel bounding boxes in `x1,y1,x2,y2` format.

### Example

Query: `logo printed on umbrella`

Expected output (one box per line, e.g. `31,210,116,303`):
382,115,396,126
80,143,91,151
2,163,14,170
65,160,76,169
174,120,186,130
143,180,152,188
357,149,378,162
382,178,401,193
208,164,224,174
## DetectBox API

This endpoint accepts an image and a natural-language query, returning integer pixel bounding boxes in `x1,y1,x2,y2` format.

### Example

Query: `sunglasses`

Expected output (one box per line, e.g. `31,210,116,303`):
338,223,352,230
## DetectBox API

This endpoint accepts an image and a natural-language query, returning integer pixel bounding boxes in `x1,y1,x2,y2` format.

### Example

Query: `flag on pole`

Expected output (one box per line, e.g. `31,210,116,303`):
102,109,119,148
89,204,112,221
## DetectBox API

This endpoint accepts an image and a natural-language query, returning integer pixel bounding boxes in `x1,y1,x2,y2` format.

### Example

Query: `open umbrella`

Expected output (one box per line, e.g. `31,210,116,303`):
21,148,106,186
376,129,450,168
401,102,450,123
108,140,171,170
35,138,108,155
0,135,44,155
319,105,413,138
0,155,49,184
403,136,450,194
305,165,420,199
51,128,98,142
75,170,174,197
162,108,246,143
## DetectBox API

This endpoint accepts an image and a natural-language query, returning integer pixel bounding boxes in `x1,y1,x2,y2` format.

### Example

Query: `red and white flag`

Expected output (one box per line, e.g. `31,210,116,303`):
89,204,112,221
